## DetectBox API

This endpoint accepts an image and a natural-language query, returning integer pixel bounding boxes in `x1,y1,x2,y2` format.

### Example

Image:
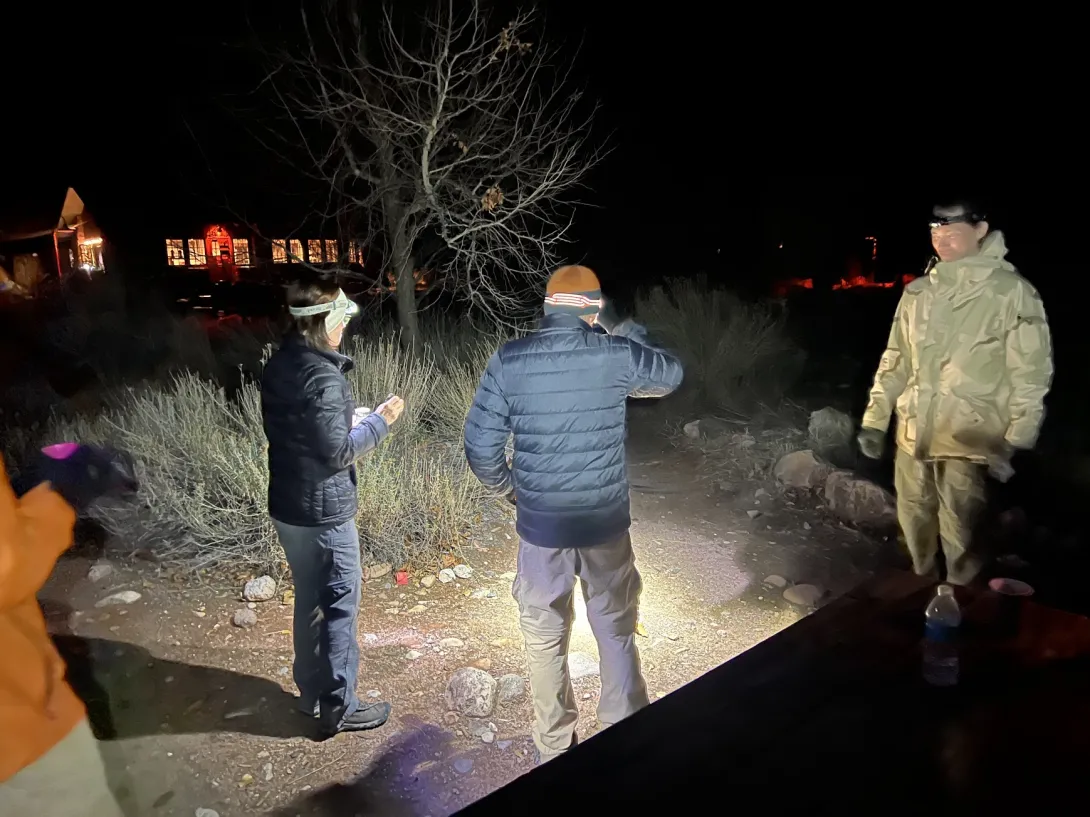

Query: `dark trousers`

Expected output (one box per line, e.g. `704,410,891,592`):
272,518,361,729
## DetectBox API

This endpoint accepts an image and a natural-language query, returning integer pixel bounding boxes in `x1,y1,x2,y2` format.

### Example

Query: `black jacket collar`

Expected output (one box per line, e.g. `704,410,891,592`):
284,332,354,372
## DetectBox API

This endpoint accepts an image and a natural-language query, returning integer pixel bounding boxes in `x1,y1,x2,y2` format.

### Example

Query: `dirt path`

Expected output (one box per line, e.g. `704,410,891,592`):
41,430,897,816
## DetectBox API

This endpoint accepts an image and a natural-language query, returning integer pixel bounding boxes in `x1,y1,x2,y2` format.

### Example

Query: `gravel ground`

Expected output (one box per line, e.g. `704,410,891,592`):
39,431,898,816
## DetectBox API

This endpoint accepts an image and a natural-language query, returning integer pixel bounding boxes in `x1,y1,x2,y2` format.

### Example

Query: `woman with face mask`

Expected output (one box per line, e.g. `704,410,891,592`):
261,276,404,738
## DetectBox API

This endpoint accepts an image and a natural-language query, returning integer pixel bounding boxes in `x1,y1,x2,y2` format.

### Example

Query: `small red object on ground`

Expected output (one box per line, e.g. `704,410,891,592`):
396,571,409,586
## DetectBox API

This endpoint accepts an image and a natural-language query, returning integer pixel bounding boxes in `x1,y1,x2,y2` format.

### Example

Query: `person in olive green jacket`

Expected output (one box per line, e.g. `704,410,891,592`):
858,201,1053,585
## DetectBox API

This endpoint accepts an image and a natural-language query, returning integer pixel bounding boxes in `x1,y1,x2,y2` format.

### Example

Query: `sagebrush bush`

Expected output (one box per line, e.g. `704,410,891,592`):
25,322,495,573
635,277,804,414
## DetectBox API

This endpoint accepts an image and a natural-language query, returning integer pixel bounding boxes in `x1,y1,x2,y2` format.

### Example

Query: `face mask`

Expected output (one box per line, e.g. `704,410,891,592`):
288,288,360,334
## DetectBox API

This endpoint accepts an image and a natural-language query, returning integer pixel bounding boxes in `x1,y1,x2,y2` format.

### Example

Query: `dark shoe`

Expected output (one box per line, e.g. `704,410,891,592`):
295,698,319,718
323,702,392,737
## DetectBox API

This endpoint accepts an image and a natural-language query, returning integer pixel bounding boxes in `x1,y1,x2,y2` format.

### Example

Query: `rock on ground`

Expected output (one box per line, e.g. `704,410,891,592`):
824,470,896,526
497,674,527,704
808,407,855,454
683,417,734,441
438,568,456,583
773,450,832,490
87,563,114,583
439,637,466,649
453,564,474,579
763,574,788,589
783,584,825,607
363,563,392,580
95,590,141,608
445,667,497,717
569,652,600,680
231,609,258,628
420,575,438,588
243,576,277,602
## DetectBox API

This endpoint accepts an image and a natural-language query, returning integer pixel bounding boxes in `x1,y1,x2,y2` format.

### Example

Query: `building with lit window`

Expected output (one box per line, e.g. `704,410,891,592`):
0,187,106,296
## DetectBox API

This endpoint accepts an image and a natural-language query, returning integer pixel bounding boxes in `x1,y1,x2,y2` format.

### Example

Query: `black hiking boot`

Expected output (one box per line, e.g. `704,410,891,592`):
321,702,392,737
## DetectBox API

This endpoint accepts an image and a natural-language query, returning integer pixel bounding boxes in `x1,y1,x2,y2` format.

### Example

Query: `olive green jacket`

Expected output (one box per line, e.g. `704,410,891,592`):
862,231,1053,462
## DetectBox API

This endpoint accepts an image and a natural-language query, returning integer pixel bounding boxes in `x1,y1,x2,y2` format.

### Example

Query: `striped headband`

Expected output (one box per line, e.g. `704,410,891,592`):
544,292,603,309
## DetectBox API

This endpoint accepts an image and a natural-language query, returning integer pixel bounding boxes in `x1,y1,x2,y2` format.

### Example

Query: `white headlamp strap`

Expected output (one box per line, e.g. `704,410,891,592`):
288,289,357,333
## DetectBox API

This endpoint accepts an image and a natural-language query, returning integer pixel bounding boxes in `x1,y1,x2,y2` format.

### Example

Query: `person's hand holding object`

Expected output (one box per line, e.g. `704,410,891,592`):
376,394,405,426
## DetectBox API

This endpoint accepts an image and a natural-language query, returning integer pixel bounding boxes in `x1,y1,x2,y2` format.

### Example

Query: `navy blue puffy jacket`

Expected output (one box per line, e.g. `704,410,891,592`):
464,314,683,547
261,334,388,527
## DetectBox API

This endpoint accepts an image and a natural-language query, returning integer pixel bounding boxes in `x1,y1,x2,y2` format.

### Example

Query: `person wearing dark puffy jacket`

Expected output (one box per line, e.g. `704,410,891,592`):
261,277,404,738
464,265,683,762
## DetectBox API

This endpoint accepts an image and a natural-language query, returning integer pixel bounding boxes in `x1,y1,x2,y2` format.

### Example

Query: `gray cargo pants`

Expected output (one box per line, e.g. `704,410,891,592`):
512,530,650,759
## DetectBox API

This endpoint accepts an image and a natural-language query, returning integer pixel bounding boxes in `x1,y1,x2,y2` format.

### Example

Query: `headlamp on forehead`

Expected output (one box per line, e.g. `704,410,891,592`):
288,288,360,333
929,209,986,230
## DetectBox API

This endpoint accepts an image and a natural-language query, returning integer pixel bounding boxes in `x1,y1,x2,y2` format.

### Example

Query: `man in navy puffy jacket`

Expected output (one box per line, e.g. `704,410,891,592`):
464,265,683,761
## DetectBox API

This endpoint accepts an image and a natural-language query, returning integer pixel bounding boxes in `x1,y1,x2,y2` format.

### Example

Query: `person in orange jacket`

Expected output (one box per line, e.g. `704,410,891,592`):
0,444,136,814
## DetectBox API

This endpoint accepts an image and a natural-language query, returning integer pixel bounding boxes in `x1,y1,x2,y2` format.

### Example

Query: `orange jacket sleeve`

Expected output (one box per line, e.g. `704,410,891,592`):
0,456,77,611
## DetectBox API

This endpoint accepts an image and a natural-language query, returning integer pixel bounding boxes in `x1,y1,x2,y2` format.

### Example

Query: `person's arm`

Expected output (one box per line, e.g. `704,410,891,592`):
0,457,77,610
1004,282,1054,450
310,377,389,471
464,352,513,492
624,331,684,399
862,293,911,432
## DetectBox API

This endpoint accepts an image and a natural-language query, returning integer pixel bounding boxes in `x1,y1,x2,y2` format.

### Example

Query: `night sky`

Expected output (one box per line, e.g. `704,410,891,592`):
5,2,1081,303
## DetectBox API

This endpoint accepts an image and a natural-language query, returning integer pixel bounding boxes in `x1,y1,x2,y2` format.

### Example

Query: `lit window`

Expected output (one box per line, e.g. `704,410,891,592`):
324,239,339,261
165,239,185,266
289,239,303,261
188,239,207,266
307,240,323,263
234,239,252,266
348,240,364,264
272,240,288,263
78,241,105,270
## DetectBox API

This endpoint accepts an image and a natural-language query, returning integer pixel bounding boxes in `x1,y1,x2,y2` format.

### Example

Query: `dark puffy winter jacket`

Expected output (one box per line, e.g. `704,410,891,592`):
464,314,683,548
261,334,388,527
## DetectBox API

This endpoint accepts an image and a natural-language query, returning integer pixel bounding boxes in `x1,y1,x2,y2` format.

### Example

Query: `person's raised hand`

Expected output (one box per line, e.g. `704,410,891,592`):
377,395,405,426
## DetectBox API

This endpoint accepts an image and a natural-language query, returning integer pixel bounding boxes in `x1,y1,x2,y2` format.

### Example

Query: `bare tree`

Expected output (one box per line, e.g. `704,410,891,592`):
264,0,600,345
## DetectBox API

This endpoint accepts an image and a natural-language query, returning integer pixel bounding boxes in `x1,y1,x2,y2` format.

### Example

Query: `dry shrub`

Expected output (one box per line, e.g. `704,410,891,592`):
33,324,495,574
635,277,804,414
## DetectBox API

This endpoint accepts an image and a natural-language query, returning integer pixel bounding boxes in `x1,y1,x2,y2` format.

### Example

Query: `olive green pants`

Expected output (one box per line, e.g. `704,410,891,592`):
894,448,987,585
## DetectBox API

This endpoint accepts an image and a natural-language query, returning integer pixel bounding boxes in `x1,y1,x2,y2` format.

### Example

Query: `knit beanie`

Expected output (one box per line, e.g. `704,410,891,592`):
544,265,602,317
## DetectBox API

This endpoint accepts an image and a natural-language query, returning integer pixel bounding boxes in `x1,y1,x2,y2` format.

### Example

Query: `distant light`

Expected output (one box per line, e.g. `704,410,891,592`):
778,243,783,249
198,294,212,299
79,237,103,247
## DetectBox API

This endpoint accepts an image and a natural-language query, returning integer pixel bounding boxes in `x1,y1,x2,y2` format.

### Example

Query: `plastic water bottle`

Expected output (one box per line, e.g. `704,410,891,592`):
922,584,961,687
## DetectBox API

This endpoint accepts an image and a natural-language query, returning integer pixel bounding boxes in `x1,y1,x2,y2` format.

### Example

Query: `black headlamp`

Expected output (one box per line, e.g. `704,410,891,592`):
929,210,986,229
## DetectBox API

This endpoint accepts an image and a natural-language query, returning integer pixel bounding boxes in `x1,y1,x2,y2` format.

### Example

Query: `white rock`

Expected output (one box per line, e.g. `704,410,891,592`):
763,574,788,588
445,667,497,717
420,575,438,588
405,650,424,660
497,674,527,704
783,584,825,607
453,758,474,775
232,609,258,628
568,652,600,680
469,588,495,599
87,563,113,582
682,420,701,439
195,809,221,817
453,564,474,579
439,637,466,649
95,590,141,608
480,730,495,744
363,633,378,644
747,510,761,519
438,569,456,583
243,576,277,602
500,571,517,580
